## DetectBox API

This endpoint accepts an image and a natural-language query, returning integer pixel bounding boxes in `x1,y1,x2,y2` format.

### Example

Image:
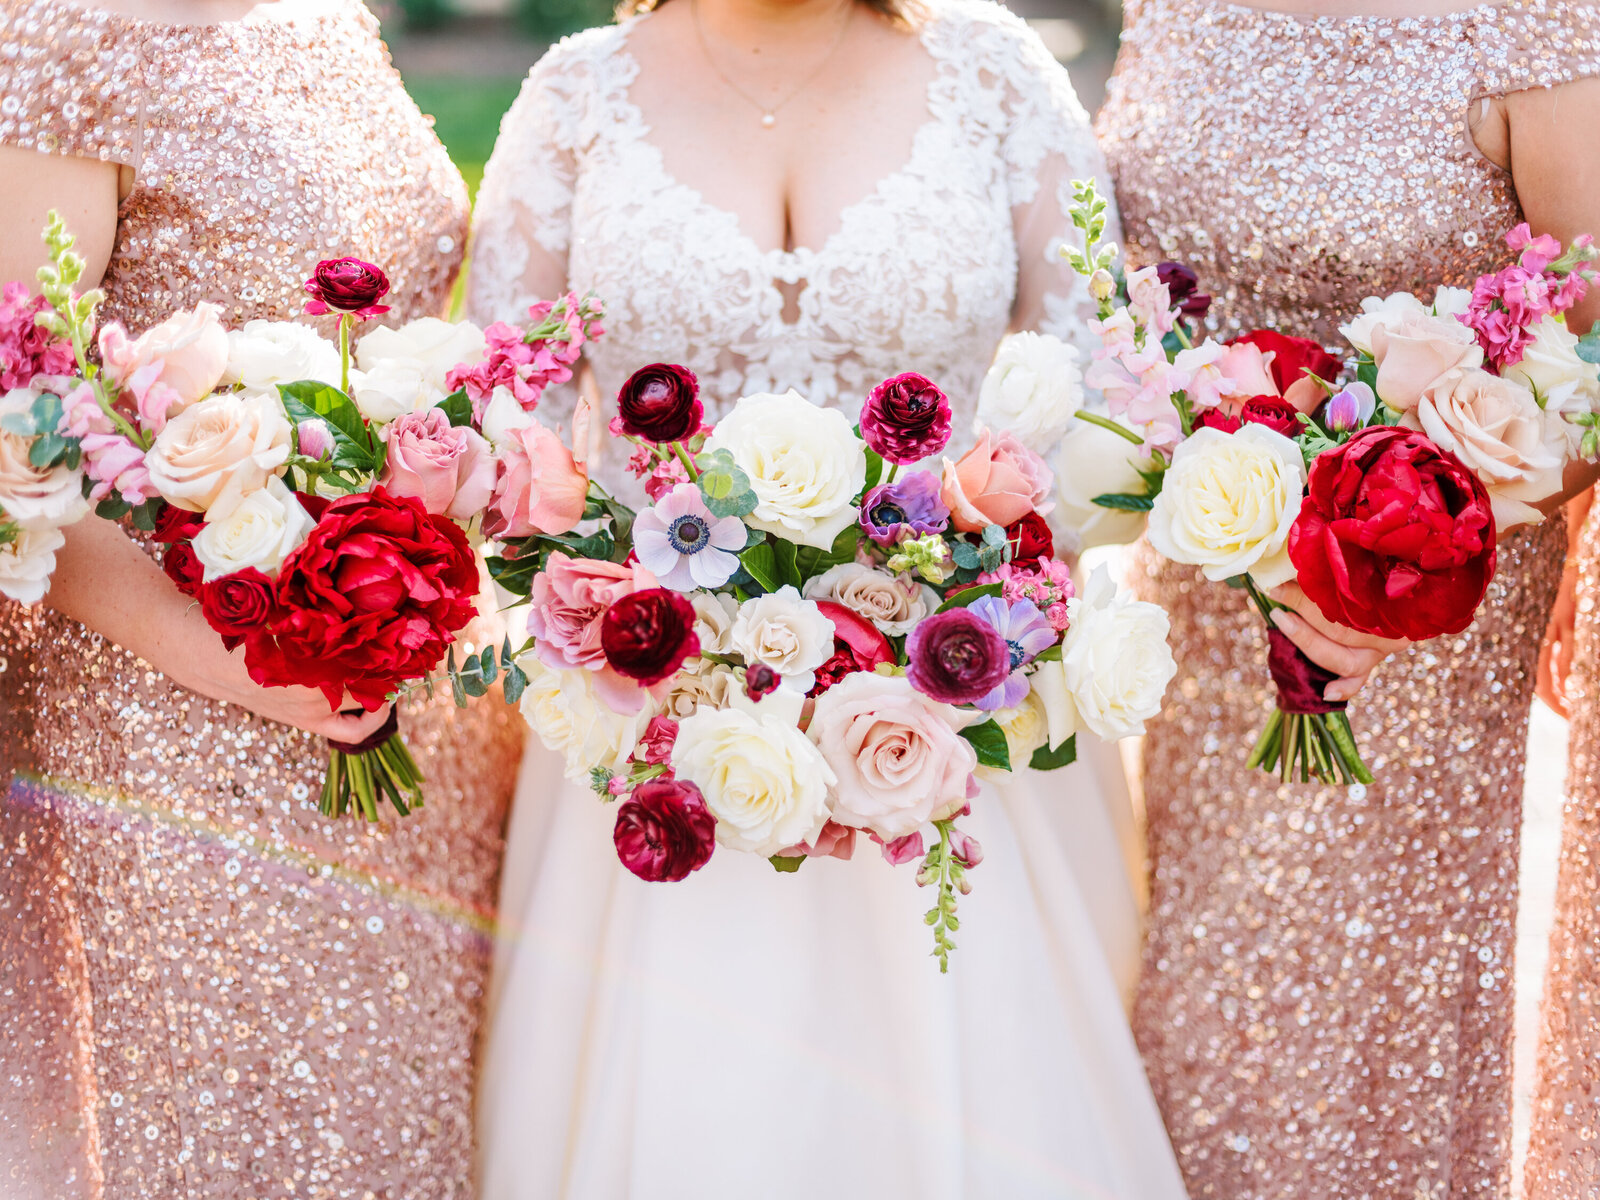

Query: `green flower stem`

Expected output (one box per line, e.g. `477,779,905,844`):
1074,410,1145,446
672,441,699,482
338,313,354,396
884,462,899,485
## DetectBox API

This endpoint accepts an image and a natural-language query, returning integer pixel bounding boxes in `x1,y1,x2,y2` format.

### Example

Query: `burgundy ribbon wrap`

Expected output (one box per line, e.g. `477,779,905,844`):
1265,627,1347,716
328,705,400,755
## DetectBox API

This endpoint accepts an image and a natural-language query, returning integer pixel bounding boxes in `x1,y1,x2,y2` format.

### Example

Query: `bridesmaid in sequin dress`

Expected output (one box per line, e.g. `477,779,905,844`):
0,1,523,1197
1096,3,1600,1196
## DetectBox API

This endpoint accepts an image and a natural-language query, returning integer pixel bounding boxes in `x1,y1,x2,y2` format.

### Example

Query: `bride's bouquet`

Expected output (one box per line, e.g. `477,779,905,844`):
494,354,1176,968
1,214,600,820
1064,180,1600,784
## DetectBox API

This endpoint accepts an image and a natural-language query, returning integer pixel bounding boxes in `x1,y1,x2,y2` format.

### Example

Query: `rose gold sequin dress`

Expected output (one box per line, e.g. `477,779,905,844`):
0,2,523,1197
1096,2,1600,1196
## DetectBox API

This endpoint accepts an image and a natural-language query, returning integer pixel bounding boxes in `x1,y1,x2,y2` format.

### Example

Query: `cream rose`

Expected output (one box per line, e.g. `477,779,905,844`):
191,477,314,581
807,672,976,841
1503,315,1600,422
0,525,66,605
0,389,90,530
802,561,937,637
1054,412,1149,550
672,697,835,855
102,301,230,409
977,331,1083,453
661,659,739,719
1406,367,1567,528
1146,423,1304,587
145,389,293,512
349,359,439,425
730,585,836,693
221,321,342,391
1368,309,1484,412
519,656,656,783
355,318,486,394
985,691,1055,780
1338,291,1429,356
703,391,866,550
690,592,740,655
1058,565,1176,742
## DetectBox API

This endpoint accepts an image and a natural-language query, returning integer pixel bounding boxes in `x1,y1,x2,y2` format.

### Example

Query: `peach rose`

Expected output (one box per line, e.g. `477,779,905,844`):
807,671,977,841
1215,342,1280,402
144,389,292,511
380,408,496,521
99,302,229,414
1369,310,1484,412
483,420,588,539
940,428,1053,533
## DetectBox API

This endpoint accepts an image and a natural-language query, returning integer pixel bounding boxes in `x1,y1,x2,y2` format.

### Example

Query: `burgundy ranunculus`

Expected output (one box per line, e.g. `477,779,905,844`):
153,503,204,544
303,257,391,318
1239,395,1302,438
859,372,952,464
247,488,480,710
1287,426,1496,642
615,364,703,444
1003,511,1054,570
600,587,700,686
1194,408,1242,434
744,663,781,700
904,607,1010,705
200,568,276,652
612,778,716,883
808,600,895,697
161,541,205,598
1155,261,1212,322
1230,329,1341,394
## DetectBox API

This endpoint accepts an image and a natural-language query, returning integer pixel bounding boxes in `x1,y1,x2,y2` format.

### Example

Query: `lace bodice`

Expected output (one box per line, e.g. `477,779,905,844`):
467,0,1112,493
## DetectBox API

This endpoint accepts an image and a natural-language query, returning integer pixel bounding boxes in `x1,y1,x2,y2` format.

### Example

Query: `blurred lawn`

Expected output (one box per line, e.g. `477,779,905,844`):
405,74,528,200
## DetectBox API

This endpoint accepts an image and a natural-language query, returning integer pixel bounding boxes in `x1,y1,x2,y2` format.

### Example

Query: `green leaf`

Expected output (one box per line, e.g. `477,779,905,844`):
436,389,474,427
130,500,160,532
1092,492,1155,512
960,719,1011,771
1355,356,1379,393
793,524,860,583
95,495,131,521
768,854,805,873
278,381,377,471
772,539,801,591
28,433,69,468
741,542,780,592
1578,329,1600,365
951,541,981,570
861,446,884,493
1029,735,1078,771
460,667,489,698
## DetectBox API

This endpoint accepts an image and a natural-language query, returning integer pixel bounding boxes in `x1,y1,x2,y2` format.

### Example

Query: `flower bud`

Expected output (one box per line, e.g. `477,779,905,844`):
1088,269,1117,301
1323,382,1376,434
296,418,336,462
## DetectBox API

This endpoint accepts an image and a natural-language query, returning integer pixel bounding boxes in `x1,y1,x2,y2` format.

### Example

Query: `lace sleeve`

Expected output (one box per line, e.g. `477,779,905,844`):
464,34,599,326
992,13,1120,360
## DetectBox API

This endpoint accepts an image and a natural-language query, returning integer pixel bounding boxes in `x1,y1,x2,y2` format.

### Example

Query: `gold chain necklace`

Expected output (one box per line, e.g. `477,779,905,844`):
691,0,855,129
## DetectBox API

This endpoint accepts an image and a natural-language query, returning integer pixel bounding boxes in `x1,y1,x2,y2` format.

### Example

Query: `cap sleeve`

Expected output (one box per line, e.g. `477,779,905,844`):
0,0,144,167
1473,0,1600,98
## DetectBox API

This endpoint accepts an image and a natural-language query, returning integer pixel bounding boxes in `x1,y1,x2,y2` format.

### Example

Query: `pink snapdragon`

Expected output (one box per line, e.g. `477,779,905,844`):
1084,346,1185,448
58,383,154,504
0,283,74,390
1125,266,1177,336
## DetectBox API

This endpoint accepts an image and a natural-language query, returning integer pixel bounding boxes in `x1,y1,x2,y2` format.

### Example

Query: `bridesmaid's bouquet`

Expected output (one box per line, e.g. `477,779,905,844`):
493,355,1175,969
1,214,602,821
1064,180,1600,784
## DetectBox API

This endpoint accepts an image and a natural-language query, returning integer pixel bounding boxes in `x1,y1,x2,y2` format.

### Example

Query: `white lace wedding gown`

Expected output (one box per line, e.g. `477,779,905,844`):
467,2,1184,1195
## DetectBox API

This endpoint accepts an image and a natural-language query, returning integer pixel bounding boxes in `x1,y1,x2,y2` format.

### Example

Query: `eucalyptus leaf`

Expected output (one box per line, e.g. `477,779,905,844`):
478,646,498,686
951,541,981,569
0,412,35,436
502,661,529,706
1578,329,1600,365
980,524,1007,547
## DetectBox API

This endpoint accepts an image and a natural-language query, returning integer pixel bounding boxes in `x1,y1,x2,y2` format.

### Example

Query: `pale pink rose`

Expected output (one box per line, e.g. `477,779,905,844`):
483,421,588,538
807,671,978,841
98,302,229,414
1215,342,1280,402
379,408,496,520
527,552,659,710
1369,311,1484,412
940,428,1053,533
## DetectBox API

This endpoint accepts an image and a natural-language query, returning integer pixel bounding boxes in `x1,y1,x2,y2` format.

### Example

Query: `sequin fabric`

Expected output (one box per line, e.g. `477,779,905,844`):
1096,1,1600,1196
0,3,523,1197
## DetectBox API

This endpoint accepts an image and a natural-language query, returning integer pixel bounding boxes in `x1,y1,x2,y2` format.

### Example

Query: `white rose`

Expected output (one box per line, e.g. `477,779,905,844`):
672,699,835,855
1432,286,1473,318
145,389,293,512
0,524,65,604
1059,565,1176,742
1338,291,1429,356
690,592,740,655
518,656,655,783
1503,315,1600,423
730,585,836,693
480,385,533,448
1147,424,1304,587
661,658,739,719
221,320,342,391
1022,655,1080,756
355,318,486,394
802,561,937,637
977,331,1084,453
349,359,439,425
703,391,866,550
191,477,314,581
0,389,90,530
1054,412,1150,550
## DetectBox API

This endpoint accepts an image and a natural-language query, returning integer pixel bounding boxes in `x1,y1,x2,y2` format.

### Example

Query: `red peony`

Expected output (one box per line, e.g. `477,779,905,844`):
1287,426,1497,642
161,541,205,598
808,600,896,697
1230,330,1341,394
200,568,276,652
599,587,700,686
246,488,479,710
612,778,716,882
615,364,703,444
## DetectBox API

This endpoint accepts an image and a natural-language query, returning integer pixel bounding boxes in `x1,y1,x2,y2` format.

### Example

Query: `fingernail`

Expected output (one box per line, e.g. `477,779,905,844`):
1270,609,1298,633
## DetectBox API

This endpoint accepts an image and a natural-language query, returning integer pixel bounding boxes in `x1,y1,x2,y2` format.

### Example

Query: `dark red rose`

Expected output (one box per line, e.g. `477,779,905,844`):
245,488,479,710
744,663,781,700
1230,330,1341,393
1155,261,1212,321
200,568,276,652
1287,426,1496,642
904,607,1009,705
153,503,204,544
1194,408,1242,434
808,600,895,697
615,364,703,444
303,257,391,318
600,587,700,686
1239,395,1302,438
859,372,953,464
612,778,716,883
1004,511,1054,570
161,541,205,598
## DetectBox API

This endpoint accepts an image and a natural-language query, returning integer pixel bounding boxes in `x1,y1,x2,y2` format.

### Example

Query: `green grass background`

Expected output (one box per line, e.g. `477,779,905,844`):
405,75,527,198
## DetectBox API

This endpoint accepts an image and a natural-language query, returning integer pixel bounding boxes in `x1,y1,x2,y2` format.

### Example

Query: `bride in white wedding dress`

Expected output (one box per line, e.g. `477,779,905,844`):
466,0,1185,1194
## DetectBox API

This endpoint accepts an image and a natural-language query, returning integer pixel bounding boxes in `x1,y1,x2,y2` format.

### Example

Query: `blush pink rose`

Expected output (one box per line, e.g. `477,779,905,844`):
484,421,589,539
807,671,978,841
380,408,496,520
939,429,1053,533
1214,342,1280,403
527,552,659,710
780,820,858,861
99,302,230,414
1369,311,1484,412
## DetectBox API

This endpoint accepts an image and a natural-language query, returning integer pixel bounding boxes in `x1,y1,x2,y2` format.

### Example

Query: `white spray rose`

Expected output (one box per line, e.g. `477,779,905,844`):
1054,412,1150,550
191,477,315,581
730,585,836,693
690,592,740,655
518,656,655,784
145,388,293,512
802,561,937,637
977,331,1084,454
349,359,439,425
0,389,90,530
1058,565,1176,742
703,391,866,550
221,320,342,391
355,318,486,394
1503,315,1600,424
0,525,66,604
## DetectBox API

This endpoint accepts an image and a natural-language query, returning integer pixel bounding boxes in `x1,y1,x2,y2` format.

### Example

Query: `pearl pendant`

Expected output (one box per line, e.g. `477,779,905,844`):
760,112,776,128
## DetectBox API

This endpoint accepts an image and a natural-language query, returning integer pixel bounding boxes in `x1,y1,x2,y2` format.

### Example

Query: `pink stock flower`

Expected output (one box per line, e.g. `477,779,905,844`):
0,283,74,391
979,557,1075,632
1461,230,1590,369
1507,222,1564,273
57,383,154,504
445,295,599,416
